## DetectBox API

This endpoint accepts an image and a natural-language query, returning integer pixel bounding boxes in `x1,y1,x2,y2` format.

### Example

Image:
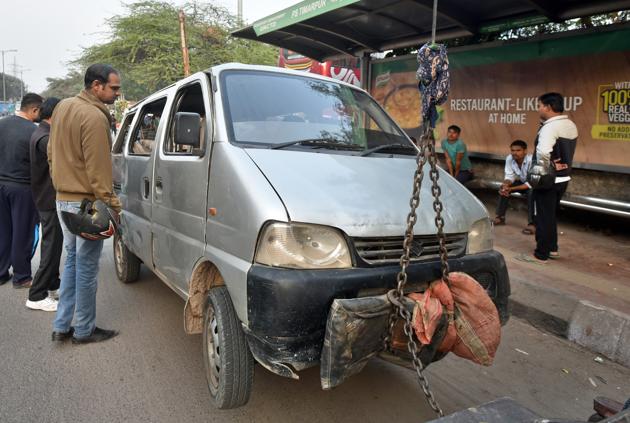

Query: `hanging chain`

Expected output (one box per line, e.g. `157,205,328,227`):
427,138,451,286
383,127,446,417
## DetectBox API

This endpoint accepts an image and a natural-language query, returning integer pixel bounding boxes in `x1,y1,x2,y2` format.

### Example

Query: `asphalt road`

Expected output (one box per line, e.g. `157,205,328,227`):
1,241,629,423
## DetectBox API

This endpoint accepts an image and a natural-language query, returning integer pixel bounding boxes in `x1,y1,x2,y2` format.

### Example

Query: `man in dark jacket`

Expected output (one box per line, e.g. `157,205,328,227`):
26,97,62,311
0,93,43,288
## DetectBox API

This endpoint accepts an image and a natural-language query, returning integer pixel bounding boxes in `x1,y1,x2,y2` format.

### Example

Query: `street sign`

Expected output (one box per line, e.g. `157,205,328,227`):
253,0,360,36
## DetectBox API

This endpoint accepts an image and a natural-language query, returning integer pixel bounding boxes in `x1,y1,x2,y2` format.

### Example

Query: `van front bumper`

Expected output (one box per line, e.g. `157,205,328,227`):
244,250,510,378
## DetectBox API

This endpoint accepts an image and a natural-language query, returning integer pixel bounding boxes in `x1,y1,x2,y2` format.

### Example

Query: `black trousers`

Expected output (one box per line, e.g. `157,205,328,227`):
495,180,534,224
0,184,38,283
533,182,569,260
28,210,62,301
455,170,474,184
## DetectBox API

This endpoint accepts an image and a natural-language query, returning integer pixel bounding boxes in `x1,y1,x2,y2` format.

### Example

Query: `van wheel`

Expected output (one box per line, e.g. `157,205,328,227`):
203,286,254,409
113,232,140,283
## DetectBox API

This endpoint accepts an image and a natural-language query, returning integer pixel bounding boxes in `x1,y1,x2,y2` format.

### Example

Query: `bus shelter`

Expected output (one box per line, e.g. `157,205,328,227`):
232,0,630,217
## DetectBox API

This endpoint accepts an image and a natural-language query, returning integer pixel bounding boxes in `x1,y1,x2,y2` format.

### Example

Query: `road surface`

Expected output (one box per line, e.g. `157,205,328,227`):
1,241,628,422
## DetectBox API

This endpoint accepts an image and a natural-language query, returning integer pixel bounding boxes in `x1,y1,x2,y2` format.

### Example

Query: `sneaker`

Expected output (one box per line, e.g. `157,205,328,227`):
48,289,59,300
13,279,32,289
26,297,58,312
549,251,560,259
72,327,119,345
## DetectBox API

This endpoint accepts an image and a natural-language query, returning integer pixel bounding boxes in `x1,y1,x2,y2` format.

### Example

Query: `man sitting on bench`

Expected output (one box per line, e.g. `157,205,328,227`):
493,140,535,235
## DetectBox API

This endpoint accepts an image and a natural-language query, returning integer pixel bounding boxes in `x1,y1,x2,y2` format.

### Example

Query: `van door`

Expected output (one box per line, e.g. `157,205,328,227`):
120,97,168,266
152,76,212,291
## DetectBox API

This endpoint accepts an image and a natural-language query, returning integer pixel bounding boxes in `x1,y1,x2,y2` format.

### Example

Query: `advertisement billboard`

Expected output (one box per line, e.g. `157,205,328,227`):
369,27,630,171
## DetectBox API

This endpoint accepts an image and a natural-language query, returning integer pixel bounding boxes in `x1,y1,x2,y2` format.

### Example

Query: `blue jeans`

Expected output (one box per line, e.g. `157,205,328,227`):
53,201,104,338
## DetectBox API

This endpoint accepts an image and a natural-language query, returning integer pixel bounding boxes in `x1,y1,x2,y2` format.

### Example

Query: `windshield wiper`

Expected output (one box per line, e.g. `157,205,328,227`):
359,143,417,157
271,138,363,151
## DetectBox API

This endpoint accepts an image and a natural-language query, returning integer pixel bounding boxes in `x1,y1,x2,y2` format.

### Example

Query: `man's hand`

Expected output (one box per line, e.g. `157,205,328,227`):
499,181,510,197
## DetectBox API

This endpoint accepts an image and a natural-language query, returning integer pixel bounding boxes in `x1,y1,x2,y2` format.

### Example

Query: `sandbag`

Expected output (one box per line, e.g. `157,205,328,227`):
410,272,501,366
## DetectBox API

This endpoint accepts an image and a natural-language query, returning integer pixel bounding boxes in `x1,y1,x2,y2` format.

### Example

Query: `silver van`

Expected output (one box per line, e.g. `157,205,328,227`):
111,63,510,409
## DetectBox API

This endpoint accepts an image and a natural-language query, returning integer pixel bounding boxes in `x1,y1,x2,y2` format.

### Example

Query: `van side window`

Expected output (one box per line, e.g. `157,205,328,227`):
164,83,206,156
112,112,135,154
129,98,167,156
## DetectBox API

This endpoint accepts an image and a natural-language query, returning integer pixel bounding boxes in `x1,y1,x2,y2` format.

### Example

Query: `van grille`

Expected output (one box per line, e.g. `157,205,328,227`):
353,234,467,266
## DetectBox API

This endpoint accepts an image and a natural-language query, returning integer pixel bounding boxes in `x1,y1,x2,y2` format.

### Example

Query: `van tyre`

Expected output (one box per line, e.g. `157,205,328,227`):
203,286,254,409
113,232,141,283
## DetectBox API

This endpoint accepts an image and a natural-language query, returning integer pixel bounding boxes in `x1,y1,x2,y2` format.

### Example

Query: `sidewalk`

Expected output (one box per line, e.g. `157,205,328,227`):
487,197,630,367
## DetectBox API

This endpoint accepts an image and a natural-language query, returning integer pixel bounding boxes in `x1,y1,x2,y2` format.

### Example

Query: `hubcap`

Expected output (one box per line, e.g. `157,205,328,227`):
114,236,124,276
204,308,221,395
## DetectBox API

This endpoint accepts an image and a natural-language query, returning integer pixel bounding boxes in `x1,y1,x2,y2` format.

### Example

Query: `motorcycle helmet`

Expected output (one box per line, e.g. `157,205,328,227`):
60,199,118,241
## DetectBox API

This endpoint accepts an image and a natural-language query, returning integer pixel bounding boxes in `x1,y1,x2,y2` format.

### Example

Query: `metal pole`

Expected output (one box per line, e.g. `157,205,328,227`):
1,51,4,102
237,0,243,25
19,69,30,99
1,49,18,102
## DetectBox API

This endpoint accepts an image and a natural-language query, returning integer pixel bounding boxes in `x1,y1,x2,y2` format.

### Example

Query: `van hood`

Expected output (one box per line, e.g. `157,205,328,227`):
245,149,488,238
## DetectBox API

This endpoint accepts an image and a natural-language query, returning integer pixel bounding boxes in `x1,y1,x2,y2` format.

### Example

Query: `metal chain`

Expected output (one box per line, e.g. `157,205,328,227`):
427,139,451,286
384,127,445,417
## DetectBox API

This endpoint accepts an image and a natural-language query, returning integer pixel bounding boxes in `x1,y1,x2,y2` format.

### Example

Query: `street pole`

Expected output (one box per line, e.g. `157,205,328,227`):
19,68,30,99
237,0,243,25
178,10,191,77
1,49,18,102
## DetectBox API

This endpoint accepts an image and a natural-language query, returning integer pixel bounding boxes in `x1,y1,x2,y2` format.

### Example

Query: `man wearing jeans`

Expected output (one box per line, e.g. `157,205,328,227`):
48,64,122,344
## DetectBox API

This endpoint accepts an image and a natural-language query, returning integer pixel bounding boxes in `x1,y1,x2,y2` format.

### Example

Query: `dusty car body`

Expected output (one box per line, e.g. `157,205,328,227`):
111,63,510,409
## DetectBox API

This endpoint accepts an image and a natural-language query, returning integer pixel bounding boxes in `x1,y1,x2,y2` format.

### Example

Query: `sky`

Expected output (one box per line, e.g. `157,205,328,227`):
0,0,299,94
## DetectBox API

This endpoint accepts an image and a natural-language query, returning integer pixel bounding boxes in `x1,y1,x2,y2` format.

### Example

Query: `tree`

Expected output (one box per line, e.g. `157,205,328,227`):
41,70,84,99
0,73,26,101
70,1,277,100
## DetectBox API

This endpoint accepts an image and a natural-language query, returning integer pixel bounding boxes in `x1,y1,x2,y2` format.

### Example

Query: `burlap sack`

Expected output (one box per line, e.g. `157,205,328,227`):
410,272,501,366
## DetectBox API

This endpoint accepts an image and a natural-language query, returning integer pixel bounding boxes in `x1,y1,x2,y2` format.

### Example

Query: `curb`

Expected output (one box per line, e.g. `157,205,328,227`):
508,276,630,368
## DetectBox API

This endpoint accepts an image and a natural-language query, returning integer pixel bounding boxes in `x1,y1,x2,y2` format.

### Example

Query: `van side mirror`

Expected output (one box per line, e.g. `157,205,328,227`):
174,112,201,147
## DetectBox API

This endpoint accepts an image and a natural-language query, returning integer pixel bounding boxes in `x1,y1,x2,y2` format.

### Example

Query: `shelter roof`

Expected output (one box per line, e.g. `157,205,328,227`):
232,0,630,60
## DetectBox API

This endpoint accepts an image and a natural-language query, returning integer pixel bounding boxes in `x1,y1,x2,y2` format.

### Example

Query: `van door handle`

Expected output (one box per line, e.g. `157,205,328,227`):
155,177,163,194
142,177,150,199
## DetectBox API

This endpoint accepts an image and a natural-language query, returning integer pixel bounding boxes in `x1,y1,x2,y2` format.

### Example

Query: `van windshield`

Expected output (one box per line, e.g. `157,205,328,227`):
220,70,413,153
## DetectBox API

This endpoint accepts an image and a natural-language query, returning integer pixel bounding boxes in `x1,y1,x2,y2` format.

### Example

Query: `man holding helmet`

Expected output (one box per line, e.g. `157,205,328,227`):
48,64,122,344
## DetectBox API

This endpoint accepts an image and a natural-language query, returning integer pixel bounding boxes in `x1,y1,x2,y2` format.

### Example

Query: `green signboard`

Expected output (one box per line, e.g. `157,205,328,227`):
253,0,360,36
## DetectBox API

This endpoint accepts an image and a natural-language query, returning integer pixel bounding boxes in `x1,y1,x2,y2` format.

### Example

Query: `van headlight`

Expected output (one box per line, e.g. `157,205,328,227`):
255,222,352,269
467,218,493,254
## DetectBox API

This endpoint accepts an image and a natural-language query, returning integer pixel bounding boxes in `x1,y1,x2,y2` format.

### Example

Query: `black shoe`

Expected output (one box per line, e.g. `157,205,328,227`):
0,273,11,286
52,327,75,342
72,327,119,345
13,279,32,289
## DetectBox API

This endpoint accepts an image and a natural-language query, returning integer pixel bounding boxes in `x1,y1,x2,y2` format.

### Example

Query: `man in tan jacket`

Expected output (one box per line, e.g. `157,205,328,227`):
48,64,122,344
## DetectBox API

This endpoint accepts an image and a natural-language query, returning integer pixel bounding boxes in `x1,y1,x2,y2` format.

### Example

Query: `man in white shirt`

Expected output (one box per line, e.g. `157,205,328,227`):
493,140,534,234
518,92,578,264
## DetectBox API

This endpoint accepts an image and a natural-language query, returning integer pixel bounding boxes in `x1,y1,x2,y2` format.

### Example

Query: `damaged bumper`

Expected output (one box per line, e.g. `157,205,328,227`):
245,250,510,379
